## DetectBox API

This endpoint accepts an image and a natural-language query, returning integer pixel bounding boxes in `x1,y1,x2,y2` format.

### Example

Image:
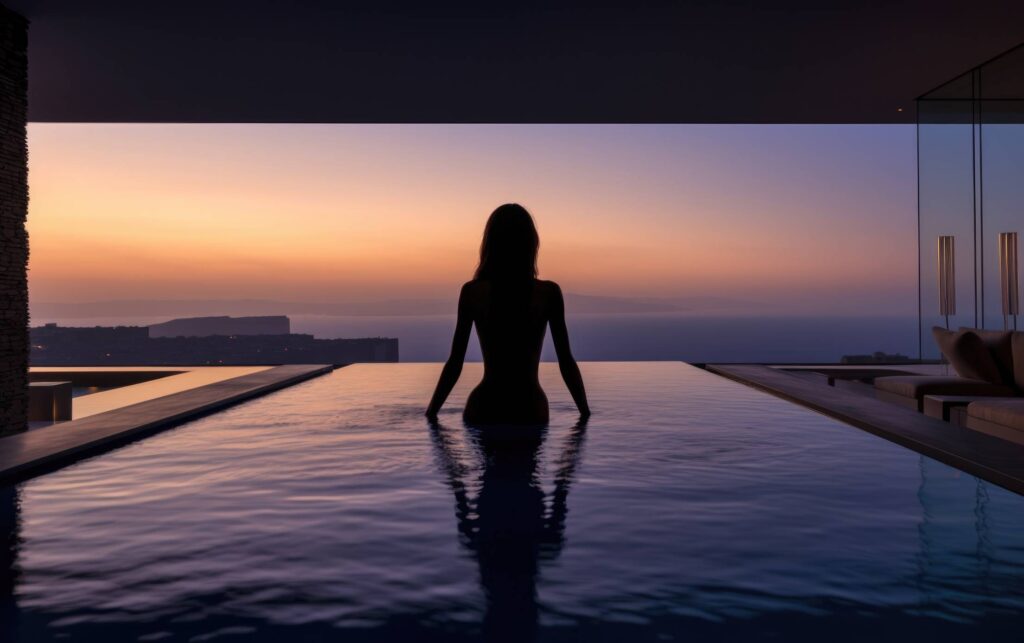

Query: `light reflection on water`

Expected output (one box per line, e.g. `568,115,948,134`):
3,363,1024,642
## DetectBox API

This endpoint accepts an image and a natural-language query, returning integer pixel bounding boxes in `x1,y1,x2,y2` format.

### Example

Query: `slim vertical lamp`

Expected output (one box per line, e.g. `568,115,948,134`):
937,235,956,329
999,232,1019,330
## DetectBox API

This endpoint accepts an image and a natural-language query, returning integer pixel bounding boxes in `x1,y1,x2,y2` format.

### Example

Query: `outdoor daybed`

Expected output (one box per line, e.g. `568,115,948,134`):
875,328,1024,416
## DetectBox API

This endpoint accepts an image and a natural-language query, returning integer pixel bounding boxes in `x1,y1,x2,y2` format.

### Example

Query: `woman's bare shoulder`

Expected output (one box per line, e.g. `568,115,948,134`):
536,279,563,296
460,279,489,297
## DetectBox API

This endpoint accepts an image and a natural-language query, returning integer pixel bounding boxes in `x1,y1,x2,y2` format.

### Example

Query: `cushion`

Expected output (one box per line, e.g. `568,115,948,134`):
874,375,1018,399
959,327,1014,385
1013,331,1024,390
932,327,1004,384
967,398,1024,432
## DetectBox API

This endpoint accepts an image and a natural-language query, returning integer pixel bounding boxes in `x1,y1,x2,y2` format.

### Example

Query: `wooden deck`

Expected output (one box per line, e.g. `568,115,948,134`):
0,364,335,485
707,364,1024,496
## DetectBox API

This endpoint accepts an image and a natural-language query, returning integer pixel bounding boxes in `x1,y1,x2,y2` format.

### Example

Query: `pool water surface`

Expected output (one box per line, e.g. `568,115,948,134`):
2,363,1023,641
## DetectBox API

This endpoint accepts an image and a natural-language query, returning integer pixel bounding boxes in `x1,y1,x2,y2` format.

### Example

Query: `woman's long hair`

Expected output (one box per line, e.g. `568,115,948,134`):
474,204,539,282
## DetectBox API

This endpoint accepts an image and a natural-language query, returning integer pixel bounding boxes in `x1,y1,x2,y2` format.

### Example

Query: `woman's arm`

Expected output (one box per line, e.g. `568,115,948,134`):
549,283,591,417
426,283,474,418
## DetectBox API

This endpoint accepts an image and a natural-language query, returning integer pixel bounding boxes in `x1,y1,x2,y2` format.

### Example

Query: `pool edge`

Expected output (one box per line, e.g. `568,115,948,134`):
707,364,1024,497
0,364,337,485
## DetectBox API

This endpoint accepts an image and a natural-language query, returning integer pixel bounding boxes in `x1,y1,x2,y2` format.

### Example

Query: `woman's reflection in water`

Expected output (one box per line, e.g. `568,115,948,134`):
429,418,588,642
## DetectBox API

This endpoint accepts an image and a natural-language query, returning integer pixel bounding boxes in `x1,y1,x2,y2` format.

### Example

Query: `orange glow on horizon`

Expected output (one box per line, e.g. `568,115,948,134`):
27,124,917,314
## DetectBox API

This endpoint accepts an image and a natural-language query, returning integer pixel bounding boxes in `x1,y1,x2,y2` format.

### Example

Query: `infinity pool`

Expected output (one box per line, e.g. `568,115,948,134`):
3,363,1023,641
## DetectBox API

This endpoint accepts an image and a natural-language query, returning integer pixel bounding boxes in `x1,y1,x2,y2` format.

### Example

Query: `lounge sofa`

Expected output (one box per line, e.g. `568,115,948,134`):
965,398,1024,443
874,376,1017,411
875,327,1023,412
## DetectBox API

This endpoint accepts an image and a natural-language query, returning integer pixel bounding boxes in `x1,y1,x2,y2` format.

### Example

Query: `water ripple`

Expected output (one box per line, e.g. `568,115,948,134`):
4,363,1024,642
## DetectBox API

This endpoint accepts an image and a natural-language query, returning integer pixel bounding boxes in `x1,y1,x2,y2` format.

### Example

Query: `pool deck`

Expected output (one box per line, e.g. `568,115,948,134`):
0,364,335,485
32,366,274,419
707,364,1024,496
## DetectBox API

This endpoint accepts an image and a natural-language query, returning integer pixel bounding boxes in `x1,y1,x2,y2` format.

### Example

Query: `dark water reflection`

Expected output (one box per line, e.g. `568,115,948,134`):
0,485,19,642
429,419,587,642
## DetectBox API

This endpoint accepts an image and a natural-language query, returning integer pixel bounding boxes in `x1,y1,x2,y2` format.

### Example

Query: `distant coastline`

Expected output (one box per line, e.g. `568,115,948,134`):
30,312,918,365
31,318,399,366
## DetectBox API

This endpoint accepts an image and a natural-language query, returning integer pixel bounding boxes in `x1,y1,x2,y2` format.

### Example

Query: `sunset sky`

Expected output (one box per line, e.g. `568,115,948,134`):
27,124,917,316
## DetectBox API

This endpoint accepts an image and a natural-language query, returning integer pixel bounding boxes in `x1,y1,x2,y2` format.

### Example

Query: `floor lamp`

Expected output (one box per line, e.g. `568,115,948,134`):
937,235,956,330
999,232,1019,331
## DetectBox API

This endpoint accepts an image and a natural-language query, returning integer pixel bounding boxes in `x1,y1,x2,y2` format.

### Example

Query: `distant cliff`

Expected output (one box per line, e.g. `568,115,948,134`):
149,315,290,338
30,323,397,366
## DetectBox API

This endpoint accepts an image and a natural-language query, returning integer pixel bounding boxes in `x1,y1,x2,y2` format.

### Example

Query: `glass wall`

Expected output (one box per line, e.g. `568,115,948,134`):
918,46,1024,359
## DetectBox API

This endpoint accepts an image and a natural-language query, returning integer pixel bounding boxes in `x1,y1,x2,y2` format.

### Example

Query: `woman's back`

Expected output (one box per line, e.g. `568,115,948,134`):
468,279,554,384
460,279,558,424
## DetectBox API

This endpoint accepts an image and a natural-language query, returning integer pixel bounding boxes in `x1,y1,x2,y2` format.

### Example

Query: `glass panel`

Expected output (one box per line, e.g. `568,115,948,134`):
918,100,977,358
980,101,1024,330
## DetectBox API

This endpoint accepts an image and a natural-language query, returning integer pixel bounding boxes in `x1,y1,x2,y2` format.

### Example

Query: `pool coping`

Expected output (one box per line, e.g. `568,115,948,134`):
707,364,1024,496
0,364,336,485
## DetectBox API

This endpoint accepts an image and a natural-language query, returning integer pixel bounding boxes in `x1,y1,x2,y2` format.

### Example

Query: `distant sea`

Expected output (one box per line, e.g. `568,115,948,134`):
287,314,917,363
31,312,920,363
32,313,920,363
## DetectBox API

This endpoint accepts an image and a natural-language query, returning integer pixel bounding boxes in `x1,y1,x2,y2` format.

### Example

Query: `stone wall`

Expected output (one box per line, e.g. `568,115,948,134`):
0,4,29,436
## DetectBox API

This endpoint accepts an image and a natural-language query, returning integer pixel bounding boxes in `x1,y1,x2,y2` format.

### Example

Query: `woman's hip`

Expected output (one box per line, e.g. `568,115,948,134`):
464,383,548,424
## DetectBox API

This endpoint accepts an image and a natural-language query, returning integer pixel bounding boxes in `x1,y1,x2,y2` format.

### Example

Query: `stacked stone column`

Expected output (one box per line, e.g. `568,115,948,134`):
0,4,29,436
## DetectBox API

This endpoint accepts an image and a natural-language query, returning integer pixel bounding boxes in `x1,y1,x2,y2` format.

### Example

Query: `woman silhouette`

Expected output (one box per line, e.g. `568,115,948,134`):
426,204,590,424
